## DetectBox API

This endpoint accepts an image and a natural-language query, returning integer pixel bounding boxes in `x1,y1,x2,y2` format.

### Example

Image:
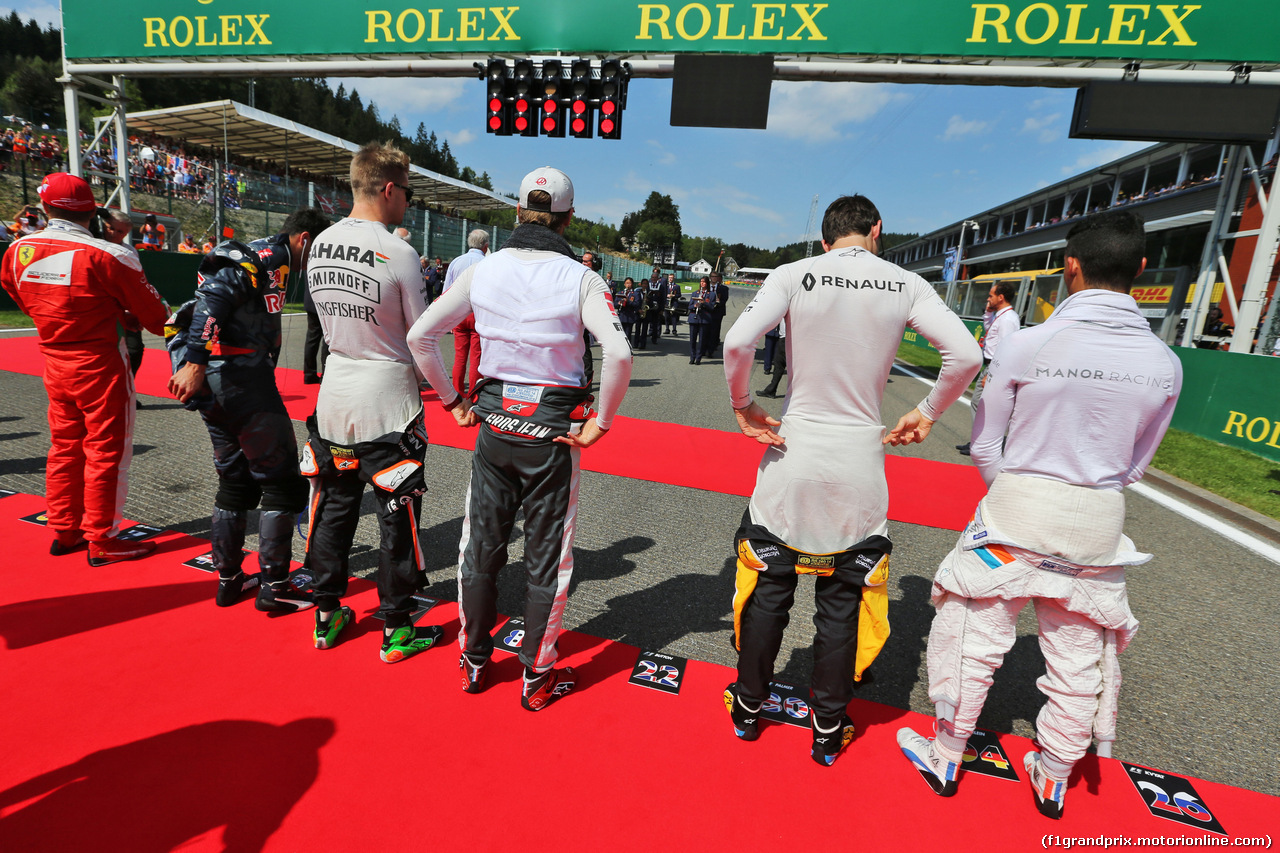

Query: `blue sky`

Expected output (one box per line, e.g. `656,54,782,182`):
10,2,1148,252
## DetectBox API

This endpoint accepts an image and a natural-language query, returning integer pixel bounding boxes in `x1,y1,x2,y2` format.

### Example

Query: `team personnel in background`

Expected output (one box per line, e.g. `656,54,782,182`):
618,277,643,347
408,166,632,712
301,143,443,661
1,173,169,565
756,319,787,398
424,256,442,301
664,272,681,334
897,212,1181,820
686,276,715,364
98,209,149,409
722,194,980,766
444,229,490,397
709,271,730,355
645,268,667,343
178,234,201,254
168,208,331,612
956,280,1018,455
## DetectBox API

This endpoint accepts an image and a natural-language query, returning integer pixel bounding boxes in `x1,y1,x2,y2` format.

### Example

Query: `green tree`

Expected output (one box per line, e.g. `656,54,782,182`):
0,57,62,127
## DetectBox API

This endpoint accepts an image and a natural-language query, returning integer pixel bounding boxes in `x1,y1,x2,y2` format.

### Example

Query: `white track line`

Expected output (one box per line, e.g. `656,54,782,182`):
893,358,1280,564
1127,481,1280,564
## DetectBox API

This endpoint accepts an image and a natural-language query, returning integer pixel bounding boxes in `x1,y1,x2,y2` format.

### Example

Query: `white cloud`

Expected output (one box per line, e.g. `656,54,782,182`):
735,160,756,170
766,81,898,142
450,129,476,145
647,139,677,166
333,78,469,117
1021,113,1062,144
1059,141,1149,175
941,114,992,141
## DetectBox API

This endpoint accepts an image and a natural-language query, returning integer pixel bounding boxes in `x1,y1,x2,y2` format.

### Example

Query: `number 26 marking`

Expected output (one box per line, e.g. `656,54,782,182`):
1137,781,1214,822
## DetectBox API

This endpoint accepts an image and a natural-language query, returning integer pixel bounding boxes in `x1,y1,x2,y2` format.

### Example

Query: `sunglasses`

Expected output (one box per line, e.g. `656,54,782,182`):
390,181,414,203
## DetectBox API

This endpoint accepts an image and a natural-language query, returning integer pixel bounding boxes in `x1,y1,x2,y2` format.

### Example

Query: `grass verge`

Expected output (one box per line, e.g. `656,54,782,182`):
1151,428,1280,520
895,341,942,373
894,341,1280,521
0,310,33,328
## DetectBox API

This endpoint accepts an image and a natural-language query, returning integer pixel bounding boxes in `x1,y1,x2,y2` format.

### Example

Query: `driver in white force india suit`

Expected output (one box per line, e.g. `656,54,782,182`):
722,195,981,766
300,142,445,663
896,210,1182,820
408,167,632,712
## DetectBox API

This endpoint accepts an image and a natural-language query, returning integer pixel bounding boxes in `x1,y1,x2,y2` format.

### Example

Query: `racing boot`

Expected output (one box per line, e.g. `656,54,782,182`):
521,666,575,711
810,714,856,767
461,653,489,693
380,624,445,663
86,537,158,566
211,508,258,607
897,728,960,796
254,510,312,614
723,683,761,741
50,529,87,556
1024,751,1067,820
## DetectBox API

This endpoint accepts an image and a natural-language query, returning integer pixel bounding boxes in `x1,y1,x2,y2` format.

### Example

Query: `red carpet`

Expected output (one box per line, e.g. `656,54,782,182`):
0,335,986,530
1,492,1275,852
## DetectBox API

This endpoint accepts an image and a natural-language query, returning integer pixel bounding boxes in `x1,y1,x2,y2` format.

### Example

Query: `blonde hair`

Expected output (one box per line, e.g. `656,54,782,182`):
518,190,571,230
350,142,411,199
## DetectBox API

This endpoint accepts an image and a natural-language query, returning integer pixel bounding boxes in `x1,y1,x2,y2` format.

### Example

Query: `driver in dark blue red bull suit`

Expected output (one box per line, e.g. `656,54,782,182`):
168,208,332,612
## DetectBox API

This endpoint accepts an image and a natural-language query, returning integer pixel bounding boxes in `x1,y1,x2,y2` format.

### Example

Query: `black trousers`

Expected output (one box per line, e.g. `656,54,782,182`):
303,311,328,380
708,313,725,351
736,568,863,721
122,329,144,377
688,323,707,360
458,427,579,673
647,312,664,342
201,368,303,503
761,344,787,395
303,424,427,629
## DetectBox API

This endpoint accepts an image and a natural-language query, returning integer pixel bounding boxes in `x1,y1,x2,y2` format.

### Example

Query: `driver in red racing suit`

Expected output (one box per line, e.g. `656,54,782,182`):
1,173,169,565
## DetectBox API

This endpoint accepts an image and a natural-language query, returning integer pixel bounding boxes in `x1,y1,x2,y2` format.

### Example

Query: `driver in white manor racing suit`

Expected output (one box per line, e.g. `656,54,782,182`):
168,209,331,612
408,166,632,712
722,194,981,767
896,210,1182,820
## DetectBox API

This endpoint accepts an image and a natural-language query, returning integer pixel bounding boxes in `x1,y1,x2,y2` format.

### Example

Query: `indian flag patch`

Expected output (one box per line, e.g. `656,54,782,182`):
374,252,389,264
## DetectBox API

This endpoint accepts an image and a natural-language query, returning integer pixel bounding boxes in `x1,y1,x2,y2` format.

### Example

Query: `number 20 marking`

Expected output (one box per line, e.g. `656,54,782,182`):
1136,781,1214,822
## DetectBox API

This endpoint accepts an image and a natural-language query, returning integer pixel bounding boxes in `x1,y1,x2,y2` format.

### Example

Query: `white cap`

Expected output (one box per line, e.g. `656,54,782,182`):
519,166,574,213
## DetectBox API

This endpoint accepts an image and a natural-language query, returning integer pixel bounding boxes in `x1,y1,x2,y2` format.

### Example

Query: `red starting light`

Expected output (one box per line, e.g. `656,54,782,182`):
515,116,529,131
600,117,615,134
516,98,528,113
489,97,502,112
601,100,617,116
572,99,586,115
489,116,502,131
543,116,557,132
571,117,586,134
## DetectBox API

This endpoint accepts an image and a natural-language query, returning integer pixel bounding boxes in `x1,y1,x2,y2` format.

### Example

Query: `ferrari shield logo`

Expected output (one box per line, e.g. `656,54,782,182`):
17,245,35,266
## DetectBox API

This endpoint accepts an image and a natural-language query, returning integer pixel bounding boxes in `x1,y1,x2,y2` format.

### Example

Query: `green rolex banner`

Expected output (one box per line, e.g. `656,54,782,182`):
62,1,1280,65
